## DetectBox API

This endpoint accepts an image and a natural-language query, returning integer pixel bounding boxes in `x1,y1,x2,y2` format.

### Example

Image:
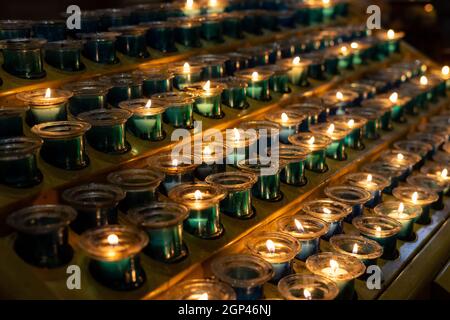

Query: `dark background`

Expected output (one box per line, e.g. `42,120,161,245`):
1,0,449,64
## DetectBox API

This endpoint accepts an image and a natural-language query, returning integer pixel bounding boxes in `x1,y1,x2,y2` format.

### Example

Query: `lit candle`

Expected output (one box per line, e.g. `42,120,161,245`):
184,80,225,118
310,122,350,161
325,185,372,222
217,77,249,109
407,173,447,210
344,172,390,208
170,61,203,90
322,89,359,115
152,91,196,129
225,128,258,166
274,144,310,186
278,56,312,87
289,132,332,173
235,69,273,101
277,274,339,300
265,110,306,143
333,114,367,150
379,28,404,55
166,279,236,300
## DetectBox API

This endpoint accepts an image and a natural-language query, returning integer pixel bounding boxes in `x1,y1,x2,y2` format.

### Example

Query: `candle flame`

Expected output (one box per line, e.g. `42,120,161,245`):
304,289,312,300
203,145,212,156
172,159,178,167
107,234,119,245
292,56,301,65
266,239,276,253
198,293,209,300
420,76,428,86
389,92,398,103
327,124,335,135
347,119,355,128
352,243,358,254
367,174,373,182
194,190,203,200
186,0,194,9
145,100,152,109
412,191,418,203
233,128,240,141
323,207,332,214
281,112,289,123
397,153,404,161
398,202,404,213
251,71,259,81
307,136,315,145
340,46,348,54
350,42,359,49
294,219,305,232
441,168,448,178
387,29,395,40
203,80,211,92
329,259,339,274
45,88,51,98
421,64,428,72
322,0,330,4
375,226,382,233
336,91,344,101
183,62,191,74
209,0,217,7
442,66,450,76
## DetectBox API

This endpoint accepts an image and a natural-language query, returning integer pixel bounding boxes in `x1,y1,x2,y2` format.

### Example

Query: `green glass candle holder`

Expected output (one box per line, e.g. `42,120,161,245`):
221,12,244,39
129,202,189,263
238,158,283,201
342,82,377,102
201,14,224,43
170,17,202,48
407,174,447,210
333,115,367,150
322,89,359,116
152,91,195,129
192,140,230,180
169,183,227,239
408,132,446,156
190,54,228,79
78,225,148,291
348,107,382,140
16,88,72,126
277,274,339,300
238,120,280,153
0,20,32,40
77,109,132,154
289,132,332,173
0,105,28,138
238,45,276,67
218,77,249,109
285,102,324,130
79,32,119,64
361,98,393,131
224,52,253,75
278,57,312,87
206,171,257,219
261,64,291,94
99,73,143,107
62,81,111,116
0,137,43,188
166,279,236,300
107,168,164,213
62,183,125,233
420,162,450,194
374,201,422,242
184,81,225,118
344,172,390,208
363,160,408,194
97,8,131,30
119,98,166,141
310,122,350,161
44,40,85,72
275,145,310,186
170,61,204,90
376,29,405,55
393,185,439,225
32,20,66,41
108,25,149,58
141,21,177,53
240,10,263,35
70,11,100,34
134,66,174,97
266,110,306,144
235,69,273,101
302,52,326,80
325,185,372,222
31,121,91,170
0,38,47,79
7,205,77,268
393,140,433,164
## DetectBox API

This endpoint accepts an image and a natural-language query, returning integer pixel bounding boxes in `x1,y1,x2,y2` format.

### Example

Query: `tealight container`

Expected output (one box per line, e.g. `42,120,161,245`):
99,73,144,107
306,252,365,300
347,107,382,140
0,20,32,40
224,52,253,75
247,232,301,283
238,120,280,153
0,137,43,188
141,21,177,53
211,254,273,300
407,174,447,210
393,140,433,164
72,11,101,34
221,12,244,39
147,154,199,195
277,215,328,261
31,121,91,170
363,161,408,194
108,25,149,58
170,17,202,48
77,109,132,154
265,110,306,144
289,132,332,173
374,201,421,241
238,158,283,201
322,89,359,115
0,105,28,137
201,14,224,42
218,77,248,109
329,45,354,70
342,82,377,102
62,183,125,233
277,274,339,300
7,205,77,267
224,128,258,166
353,215,401,260
235,69,273,101
376,29,405,55
184,81,225,118
193,140,231,180
97,8,131,30
238,45,277,66
361,98,393,131
260,64,291,94
16,88,72,126
169,183,227,239
152,92,195,129
0,38,47,79
277,10,297,28
107,169,164,213
206,171,258,219
79,32,119,64
32,20,66,41
170,61,204,90
310,122,350,161
134,67,174,97
333,115,367,150
344,172,390,208
408,132,446,156
278,57,312,87
79,225,148,291
44,40,85,72
275,145,310,186
301,199,352,240
129,202,189,262
240,10,263,35
380,149,421,175
166,279,236,300
325,185,372,222
330,235,383,270
62,81,111,116
420,162,450,194
129,3,163,23
118,99,166,141
285,102,324,129
260,11,279,31
302,52,326,80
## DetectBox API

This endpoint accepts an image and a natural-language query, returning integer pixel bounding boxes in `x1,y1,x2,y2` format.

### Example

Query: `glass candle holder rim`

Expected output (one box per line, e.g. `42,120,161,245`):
234,69,274,82
271,144,311,161
225,52,252,61
169,62,204,75
16,88,73,106
310,122,351,141
238,46,275,56
361,98,392,110
322,89,359,105
44,39,84,50
344,172,390,192
407,132,446,148
33,19,66,26
0,136,42,161
306,252,366,281
168,17,204,27
325,185,373,205
183,81,226,97
363,161,408,178
205,171,258,192
278,57,313,69
0,105,29,117
7,204,77,235
151,92,196,106
168,182,227,210
188,54,229,66
420,162,450,180
108,25,149,35
217,77,248,89
343,82,377,95
0,38,46,50
376,29,405,41
237,158,283,175
77,32,121,40
288,132,332,151
189,140,234,163
276,215,329,240
259,64,291,75
374,200,422,221
62,183,126,209
406,174,448,193
222,128,258,148
62,81,112,95
265,110,306,127
411,75,442,87
147,153,200,174
128,201,189,229
393,140,433,157
0,19,33,29
118,98,167,116
347,107,382,120
31,121,91,140
331,114,368,129
166,279,237,300
246,231,301,264
77,109,132,126
329,234,384,261
98,73,144,87
133,68,174,81
352,215,402,238
285,103,324,116
78,224,148,262
95,7,132,16
238,120,281,132
138,20,176,29
107,168,165,192
301,198,352,223
277,274,339,301
211,254,274,288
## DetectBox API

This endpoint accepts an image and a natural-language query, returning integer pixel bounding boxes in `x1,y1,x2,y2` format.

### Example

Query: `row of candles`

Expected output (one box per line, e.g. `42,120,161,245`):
0,0,349,79
3,55,450,295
